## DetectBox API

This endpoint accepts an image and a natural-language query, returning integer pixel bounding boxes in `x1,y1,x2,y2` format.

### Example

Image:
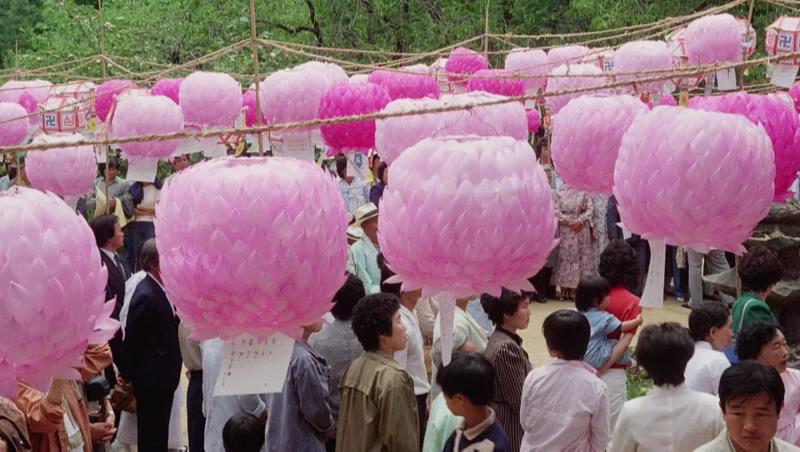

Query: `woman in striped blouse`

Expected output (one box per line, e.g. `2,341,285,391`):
480,289,533,452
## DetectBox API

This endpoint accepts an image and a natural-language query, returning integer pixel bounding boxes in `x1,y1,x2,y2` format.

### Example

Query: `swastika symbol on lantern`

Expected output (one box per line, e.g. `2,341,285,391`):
43,114,57,129
604,61,614,72
779,34,794,51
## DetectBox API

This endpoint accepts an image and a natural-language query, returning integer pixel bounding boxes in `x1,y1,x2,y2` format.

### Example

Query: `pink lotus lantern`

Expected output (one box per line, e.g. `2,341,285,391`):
368,66,439,100
375,92,527,165
614,106,774,307
179,72,242,127
467,69,525,97
504,48,548,93
112,95,184,182
95,80,135,123
349,74,369,84
658,94,678,107
526,108,541,133
261,61,348,136
0,80,52,105
688,91,800,202
0,103,31,146
737,18,757,59
614,40,673,94
150,78,183,104
242,90,267,127
685,14,742,65
155,156,348,340
580,48,616,74
26,133,96,208
545,64,607,114
790,82,800,113
0,187,118,396
547,45,589,72
766,17,800,65
379,136,556,364
552,95,648,196
319,82,391,155
445,47,489,87
667,27,704,90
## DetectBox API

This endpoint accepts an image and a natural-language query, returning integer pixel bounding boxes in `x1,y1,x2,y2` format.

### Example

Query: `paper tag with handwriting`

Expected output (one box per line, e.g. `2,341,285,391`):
214,334,294,396
771,64,799,89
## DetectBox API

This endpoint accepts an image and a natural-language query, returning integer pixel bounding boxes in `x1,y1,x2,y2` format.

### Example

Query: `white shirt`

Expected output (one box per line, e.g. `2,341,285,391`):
610,384,724,452
685,341,731,396
134,184,159,222
394,304,431,396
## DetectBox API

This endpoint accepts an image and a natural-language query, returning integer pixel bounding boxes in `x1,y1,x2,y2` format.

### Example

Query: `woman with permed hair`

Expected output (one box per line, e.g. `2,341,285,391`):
732,246,783,335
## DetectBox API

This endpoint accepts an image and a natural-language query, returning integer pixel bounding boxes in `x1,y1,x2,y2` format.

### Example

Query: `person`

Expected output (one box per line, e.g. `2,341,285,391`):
611,323,724,451
480,289,532,452
122,239,182,452
350,202,381,294
90,214,130,388
336,293,419,452
736,322,800,445
590,195,609,272
15,345,114,452
377,254,430,444
369,161,387,208
0,396,31,452
335,154,370,216
597,239,642,430
125,179,161,271
308,274,365,451
345,225,363,275
438,353,511,452
266,322,336,451
416,296,439,344
85,158,133,220
201,339,266,452
732,246,783,335
685,302,733,395
551,183,594,300
696,362,800,452
178,323,205,452
164,154,190,186
575,276,641,373
222,413,265,452
520,310,609,451
688,249,734,309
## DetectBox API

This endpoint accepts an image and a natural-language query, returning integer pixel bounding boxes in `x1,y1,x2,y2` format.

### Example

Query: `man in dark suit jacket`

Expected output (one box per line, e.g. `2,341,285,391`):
123,239,182,452
90,215,130,384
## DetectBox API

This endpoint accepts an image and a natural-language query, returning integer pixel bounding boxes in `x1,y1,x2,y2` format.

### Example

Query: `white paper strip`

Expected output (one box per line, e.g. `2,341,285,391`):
214,333,295,396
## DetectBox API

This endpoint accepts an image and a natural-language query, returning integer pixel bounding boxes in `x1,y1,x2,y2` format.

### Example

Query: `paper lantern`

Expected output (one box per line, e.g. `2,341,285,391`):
581,48,616,73
685,14,741,65
179,72,242,127
614,106,774,307
242,90,267,127
319,82,391,155
431,57,450,93
789,82,800,113
260,61,348,135
0,103,31,147
467,69,525,97
526,108,541,133
374,92,527,165
378,136,556,363
0,80,52,105
155,157,348,340
737,18,757,59
658,94,678,107
766,17,800,65
614,40,673,94
545,64,607,114
150,78,183,104
552,95,648,196
368,66,439,100
547,45,589,72
445,47,489,86
689,92,800,202
349,74,369,84
112,95,184,181
667,27,704,90
26,134,96,206
0,187,117,396
95,80,134,123
504,48,548,93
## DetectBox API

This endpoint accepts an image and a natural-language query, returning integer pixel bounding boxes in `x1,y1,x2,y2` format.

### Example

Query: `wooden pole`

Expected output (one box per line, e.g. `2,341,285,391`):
484,0,491,56
98,0,108,77
249,0,265,156
740,0,756,90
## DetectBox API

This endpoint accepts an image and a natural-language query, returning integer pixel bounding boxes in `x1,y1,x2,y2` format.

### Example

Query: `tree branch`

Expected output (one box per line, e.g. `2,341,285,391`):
304,0,324,45
256,19,315,36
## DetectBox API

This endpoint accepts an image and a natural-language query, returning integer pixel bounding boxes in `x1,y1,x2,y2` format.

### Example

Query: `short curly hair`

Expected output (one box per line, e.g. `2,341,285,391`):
739,246,783,293
598,239,640,290
351,293,400,352
480,289,528,326
736,321,782,361
688,302,730,342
